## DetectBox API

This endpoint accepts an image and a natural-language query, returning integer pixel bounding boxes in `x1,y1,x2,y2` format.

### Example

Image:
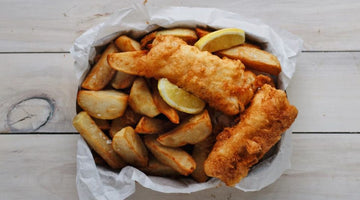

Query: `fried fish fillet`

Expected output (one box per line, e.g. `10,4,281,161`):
108,35,271,115
204,84,298,186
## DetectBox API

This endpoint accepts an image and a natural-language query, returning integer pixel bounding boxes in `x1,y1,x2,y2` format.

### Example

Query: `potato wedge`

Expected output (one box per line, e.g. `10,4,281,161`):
152,84,179,124
109,109,141,138
157,28,198,44
242,43,261,49
112,126,148,167
82,43,118,90
112,35,139,89
135,116,173,134
115,35,141,51
92,118,110,130
144,135,196,176
195,27,210,38
140,28,198,49
139,156,180,177
73,111,126,169
191,135,215,182
157,110,212,147
110,117,129,138
111,71,136,89
107,51,148,74
77,90,128,120
218,45,281,75
128,77,160,117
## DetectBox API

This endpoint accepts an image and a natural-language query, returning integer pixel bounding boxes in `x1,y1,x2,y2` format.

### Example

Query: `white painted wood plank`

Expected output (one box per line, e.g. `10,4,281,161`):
0,52,359,133
1,0,360,51
0,54,77,132
287,52,360,132
0,134,359,200
0,135,78,200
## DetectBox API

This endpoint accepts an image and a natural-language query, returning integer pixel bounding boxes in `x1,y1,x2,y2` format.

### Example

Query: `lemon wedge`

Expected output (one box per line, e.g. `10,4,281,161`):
158,78,205,114
194,28,245,52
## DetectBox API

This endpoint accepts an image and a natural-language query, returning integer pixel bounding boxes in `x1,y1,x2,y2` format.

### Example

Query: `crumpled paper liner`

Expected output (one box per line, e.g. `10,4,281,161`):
70,5,303,200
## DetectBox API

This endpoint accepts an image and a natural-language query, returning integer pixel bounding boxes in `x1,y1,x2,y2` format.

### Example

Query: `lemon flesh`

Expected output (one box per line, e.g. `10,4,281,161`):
194,28,245,52
158,78,205,114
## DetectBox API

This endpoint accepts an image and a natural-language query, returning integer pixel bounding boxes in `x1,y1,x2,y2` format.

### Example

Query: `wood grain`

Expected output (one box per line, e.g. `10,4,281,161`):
0,135,78,200
288,52,360,132
1,52,359,133
1,0,360,52
0,53,77,133
0,134,359,200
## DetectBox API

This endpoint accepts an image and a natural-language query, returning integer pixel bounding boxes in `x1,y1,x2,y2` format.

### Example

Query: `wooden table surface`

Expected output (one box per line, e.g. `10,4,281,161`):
1,0,360,199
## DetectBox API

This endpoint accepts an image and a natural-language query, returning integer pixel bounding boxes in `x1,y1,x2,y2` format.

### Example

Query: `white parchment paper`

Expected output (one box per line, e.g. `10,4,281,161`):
70,5,303,200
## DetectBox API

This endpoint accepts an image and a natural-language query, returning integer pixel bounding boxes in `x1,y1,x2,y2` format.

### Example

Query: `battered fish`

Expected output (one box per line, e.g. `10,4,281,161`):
108,35,271,115
204,84,298,186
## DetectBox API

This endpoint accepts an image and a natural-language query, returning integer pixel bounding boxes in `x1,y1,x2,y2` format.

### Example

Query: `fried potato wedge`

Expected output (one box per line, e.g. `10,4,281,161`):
111,71,136,89
115,35,141,51
157,110,212,147
73,111,126,169
157,28,198,44
92,118,110,130
82,43,118,90
152,84,180,124
108,51,148,74
128,77,160,117
144,135,196,176
77,90,128,120
112,126,148,167
110,117,130,138
109,109,141,138
195,28,210,38
191,135,215,182
112,35,140,89
140,28,198,49
218,45,281,75
139,156,180,177
242,43,261,49
135,116,173,134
